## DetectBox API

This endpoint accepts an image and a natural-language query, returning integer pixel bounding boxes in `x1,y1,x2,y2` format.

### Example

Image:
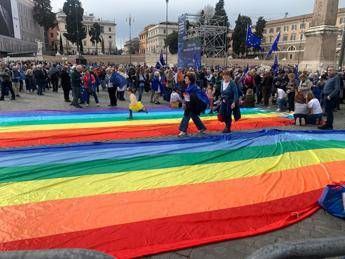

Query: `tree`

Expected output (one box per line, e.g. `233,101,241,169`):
211,0,229,27
129,39,140,54
232,14,252,56
89,22,102,54
59,34,64,54
255,17,266,39
165,31,178,55
33,0,56,49
63,0,87,54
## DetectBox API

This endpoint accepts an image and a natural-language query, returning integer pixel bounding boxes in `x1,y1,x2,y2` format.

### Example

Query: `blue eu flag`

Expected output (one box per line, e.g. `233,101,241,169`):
246,26,262,50
272,55,279,76
266,32,281,58
159,50,166,67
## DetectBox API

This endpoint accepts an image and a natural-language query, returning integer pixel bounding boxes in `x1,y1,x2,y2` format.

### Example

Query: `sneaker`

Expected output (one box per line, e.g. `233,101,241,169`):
97,103,100,107
276,109,281,112
86,104,89,107
128,116,133,120
178,131,187,137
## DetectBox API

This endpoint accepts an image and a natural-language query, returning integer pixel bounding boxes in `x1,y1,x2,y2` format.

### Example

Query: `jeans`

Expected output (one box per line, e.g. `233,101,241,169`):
0,84,15,99
37,83,44,95
138,82,144,101
108,87,117,106
307,114,322,125
179,110,206,133
62,85,71,101
324,97,336,128
86,91,99,104
288,92,295,112
277,98,286,111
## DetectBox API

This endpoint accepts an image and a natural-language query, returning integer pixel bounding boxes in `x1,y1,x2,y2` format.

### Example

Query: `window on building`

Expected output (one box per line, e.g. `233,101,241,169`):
291,24,297,31
269,36,274,43
50,33,54,38
269,28,274,33
109,27,111,32
263,29,267,34
284,25,289,32
340,18,345,24
276,27,281,33
300,34,304,41
300,23,305,29
92,42,95,47
290,33,296,41
83,41,86,46
101,26,104,33
283,34,288,42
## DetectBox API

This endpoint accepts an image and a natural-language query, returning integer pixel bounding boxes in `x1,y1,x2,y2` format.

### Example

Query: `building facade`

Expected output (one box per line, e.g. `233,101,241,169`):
55,11,116,55
146,22,178,54
139,24,155,55
261,8,345,61
123,37,140,55
0,0,44,56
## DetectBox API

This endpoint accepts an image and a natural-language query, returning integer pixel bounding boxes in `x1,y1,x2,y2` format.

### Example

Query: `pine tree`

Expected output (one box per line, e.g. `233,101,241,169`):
212,0,229,27
255,17,266,38
165,31,178,54
232,14,252,56
63,0,86,54
33,0,56,49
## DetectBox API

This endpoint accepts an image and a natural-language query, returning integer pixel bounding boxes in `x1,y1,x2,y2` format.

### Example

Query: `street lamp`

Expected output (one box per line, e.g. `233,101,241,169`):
165,0,169,66
126,15,134,64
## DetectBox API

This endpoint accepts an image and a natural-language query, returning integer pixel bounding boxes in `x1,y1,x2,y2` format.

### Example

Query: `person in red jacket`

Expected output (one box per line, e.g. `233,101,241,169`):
83,69,100,107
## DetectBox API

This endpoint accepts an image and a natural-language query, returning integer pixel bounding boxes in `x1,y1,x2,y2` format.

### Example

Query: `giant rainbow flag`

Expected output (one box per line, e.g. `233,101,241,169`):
0,108,293,148
0,127,345,258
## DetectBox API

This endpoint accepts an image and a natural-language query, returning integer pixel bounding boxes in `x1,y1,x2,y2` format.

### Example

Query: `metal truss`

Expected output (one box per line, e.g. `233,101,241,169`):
182,13,228,58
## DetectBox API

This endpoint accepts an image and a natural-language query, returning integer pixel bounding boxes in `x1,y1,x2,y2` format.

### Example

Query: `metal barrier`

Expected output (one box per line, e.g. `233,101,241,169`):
247,236,345,259
0,249,113,259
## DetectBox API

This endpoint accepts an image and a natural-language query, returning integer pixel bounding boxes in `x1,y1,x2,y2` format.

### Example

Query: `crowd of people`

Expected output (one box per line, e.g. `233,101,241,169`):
0,60,344,133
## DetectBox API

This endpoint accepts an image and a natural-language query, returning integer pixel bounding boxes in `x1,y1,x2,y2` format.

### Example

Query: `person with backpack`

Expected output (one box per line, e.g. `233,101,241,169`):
219,70,239,134
178,72,208,137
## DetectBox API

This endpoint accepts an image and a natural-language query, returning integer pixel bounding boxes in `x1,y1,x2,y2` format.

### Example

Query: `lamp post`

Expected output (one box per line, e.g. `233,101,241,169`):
165,0,169,66
126,15,134,64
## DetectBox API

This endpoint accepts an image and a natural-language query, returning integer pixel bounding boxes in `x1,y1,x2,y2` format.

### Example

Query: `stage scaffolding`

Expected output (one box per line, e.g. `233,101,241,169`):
182,13,228,58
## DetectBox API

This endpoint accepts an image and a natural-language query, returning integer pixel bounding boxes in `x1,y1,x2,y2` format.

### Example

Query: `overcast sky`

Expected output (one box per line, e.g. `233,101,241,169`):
51,0,345,48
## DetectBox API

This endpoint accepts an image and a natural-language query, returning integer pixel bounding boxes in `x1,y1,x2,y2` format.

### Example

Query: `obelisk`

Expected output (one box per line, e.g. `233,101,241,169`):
301,0,339,71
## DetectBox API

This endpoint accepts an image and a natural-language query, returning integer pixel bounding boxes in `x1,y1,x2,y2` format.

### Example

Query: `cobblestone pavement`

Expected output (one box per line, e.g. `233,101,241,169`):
1,90,345,259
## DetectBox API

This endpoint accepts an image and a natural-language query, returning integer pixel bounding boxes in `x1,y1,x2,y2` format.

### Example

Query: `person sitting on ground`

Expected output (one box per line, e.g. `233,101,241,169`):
170,88,182,109
128,87,148,120
276,86,287,112
306,92,323,125
293,91,308,126
242,88,255,107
